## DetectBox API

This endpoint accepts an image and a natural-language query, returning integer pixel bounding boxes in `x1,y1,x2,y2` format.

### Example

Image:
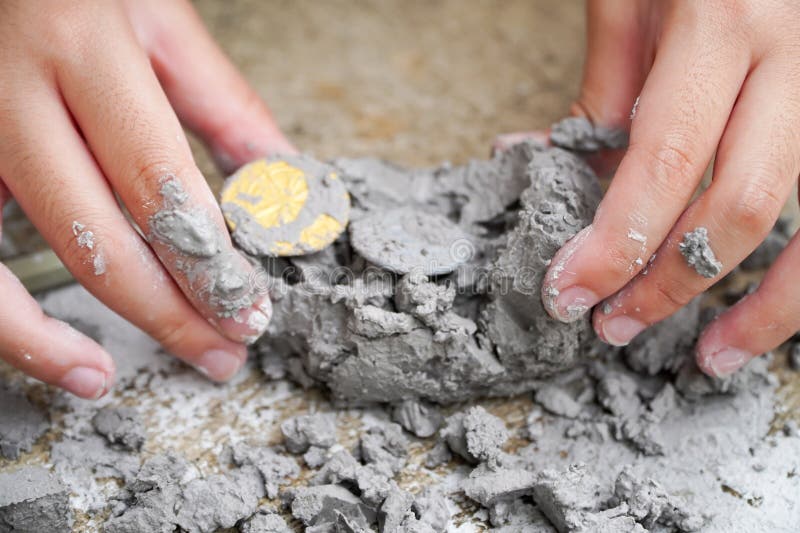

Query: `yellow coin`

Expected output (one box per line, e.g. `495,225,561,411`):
221,156,350,257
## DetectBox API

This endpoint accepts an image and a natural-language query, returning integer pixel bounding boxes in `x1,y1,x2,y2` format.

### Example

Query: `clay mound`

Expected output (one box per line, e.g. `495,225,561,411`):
255,142,602,404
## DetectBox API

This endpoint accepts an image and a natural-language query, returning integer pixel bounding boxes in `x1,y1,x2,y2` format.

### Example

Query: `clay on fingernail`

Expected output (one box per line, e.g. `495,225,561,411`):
554,286,599,323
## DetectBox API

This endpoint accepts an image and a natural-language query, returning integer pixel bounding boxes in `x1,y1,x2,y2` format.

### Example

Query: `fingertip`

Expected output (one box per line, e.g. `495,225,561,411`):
58,364,115,400
695,324,753,378
193,344,247,382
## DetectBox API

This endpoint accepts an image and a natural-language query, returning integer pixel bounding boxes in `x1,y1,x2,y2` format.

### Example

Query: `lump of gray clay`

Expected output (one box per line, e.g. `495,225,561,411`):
531,463,603,533
549,116,629,151
359,423,409,474
534,384,583,419
281,413,337,454
92,406,145,451
679,227,722,278
289,484,376,529
441,406,508,465
259,142,602,404
239,510,292,533
231,442,300,498
0,466,71,533
349,208,472,275
611,466,706,531
0,386,48,460
391,399,443,438
461,464,538,507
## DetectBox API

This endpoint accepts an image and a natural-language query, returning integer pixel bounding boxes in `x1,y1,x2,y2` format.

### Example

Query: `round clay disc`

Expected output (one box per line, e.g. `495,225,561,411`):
221,155,350,257
349,208,473,275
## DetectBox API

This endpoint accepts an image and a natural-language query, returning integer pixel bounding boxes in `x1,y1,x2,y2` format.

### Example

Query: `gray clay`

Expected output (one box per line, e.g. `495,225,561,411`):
359,423,409,474
260,142,601,404
679,227,723,278
391,399,443,438
0,386,48,460
349,208,472,275
549,116,629,151
461,464,538,506
0,466,71,533
222,154,350,257
230,442,300,498
148,176,262,320
91,406,145,452
280,413,337,454
240,510,292,533
441,406,508,465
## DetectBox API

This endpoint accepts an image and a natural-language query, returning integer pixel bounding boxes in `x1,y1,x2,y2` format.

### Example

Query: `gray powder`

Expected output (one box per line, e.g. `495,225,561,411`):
679,227,723,278
0,386,48,460
0,466,72,532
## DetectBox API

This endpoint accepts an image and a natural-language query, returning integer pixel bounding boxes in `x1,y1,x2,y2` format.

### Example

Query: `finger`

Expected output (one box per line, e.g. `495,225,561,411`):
0,261,113,398
593,55,800,347
0,83,250,382
492,130,550,154
696,228,800,377
576,0,651,128
53,4,271,344
124,0,296,173
542,8,750,322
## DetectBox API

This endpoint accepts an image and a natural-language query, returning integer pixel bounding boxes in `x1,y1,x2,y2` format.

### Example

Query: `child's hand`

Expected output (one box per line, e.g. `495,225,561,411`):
0,0,295,398
542,0,800,377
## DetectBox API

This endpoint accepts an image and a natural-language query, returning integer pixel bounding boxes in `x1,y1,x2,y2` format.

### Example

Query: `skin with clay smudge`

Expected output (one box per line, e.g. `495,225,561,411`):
0,0,295,398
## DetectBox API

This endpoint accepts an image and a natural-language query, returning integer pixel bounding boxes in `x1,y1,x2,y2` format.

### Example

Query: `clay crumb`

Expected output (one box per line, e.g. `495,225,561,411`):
679,227,722,279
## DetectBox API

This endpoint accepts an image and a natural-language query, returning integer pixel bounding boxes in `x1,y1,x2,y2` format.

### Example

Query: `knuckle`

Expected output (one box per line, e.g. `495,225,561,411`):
632,136,699,197
728,181,782,236
150,316,196,354
653,278,695,310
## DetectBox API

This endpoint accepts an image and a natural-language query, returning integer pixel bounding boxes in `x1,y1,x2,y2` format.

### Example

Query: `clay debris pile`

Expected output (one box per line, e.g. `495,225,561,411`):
252,138,602,404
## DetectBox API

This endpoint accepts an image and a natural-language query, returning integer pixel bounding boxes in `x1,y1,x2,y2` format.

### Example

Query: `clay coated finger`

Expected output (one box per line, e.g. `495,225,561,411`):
0,264,114,399
696,229,800,377
0,92,249,382
592,56,800,348
125,0,296,173
541,13,750,323
52,5,271,344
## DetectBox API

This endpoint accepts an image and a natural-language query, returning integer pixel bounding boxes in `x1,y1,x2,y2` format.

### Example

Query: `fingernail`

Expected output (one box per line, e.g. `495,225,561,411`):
59,367,108,399
553,286,599,322
602,316,647,346
706,347,751,378
195,349,244,382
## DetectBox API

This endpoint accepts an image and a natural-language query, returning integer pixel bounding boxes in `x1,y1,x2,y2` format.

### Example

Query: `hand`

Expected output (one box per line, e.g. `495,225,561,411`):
540,0,800,377
0,0,295,398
